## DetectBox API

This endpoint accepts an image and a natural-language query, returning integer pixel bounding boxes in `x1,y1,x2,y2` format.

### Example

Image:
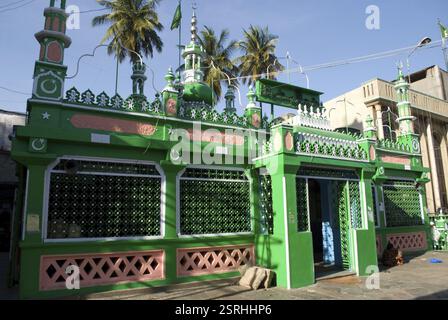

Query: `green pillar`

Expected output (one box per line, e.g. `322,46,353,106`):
353,170,379,276
23,164,48,243
265,123,314,288
20,164,48,299
269,163,314,289
160,161,185,284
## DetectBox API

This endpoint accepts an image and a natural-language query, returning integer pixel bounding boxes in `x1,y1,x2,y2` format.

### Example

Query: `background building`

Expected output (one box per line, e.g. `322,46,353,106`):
324,65,448,213
0,109,26,253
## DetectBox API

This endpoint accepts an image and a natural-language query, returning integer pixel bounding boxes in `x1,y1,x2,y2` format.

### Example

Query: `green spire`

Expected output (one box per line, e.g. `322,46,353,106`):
165,67,176,86
131,62,147,96
182,10,205,83
246,86,257,108
32,0,71,101
394,63,417,150
224,87,236,113
363,114,377,139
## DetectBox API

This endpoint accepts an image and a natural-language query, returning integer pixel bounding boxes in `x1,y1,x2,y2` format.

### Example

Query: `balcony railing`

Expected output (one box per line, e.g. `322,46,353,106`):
362,79,448,119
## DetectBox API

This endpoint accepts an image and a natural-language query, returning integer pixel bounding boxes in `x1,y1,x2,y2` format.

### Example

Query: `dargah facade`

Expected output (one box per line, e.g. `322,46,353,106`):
9,1,432,298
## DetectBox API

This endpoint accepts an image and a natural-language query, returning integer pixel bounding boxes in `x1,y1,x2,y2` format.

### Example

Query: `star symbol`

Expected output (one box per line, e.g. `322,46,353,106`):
42,112,51,120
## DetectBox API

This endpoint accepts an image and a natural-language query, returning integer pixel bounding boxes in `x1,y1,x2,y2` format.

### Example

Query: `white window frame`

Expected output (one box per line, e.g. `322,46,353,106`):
42,156,166,243
381,178,424,227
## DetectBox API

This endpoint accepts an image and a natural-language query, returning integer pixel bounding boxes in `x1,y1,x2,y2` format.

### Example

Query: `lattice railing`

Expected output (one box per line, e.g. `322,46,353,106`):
65,87,163,115
295,132,368,162
179,168,251,235
296,177,309,232
47,159,162,239
386,232,427,252
40,250,164,291
383,181,423,227
377,139,413,153
177,245,255,277
64,87,270,129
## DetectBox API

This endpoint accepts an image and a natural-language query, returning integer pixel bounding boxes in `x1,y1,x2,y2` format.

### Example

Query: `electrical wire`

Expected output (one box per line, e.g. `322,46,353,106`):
77,8,109,14
0,0,29,9
0,39,443,100
214,40,443,84
0,0,35,14
0,86,30,96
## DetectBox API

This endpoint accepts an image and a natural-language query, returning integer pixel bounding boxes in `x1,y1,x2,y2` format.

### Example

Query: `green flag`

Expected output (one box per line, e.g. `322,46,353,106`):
170,2,182,30
439,21,448,38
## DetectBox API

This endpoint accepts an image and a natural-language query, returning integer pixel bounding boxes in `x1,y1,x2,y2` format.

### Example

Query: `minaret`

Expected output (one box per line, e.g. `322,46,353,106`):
33,0,72,101
394,65,420,153
244,86,262,128
182,9,205,84
363,115,377,140
180,7,213,107
131,62,147,97
162,67,179,117
224,87,236,113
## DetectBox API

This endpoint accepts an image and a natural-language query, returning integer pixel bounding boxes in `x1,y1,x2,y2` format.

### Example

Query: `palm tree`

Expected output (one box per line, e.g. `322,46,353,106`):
198,26,239,102
92,0,164,64
235,25,284,86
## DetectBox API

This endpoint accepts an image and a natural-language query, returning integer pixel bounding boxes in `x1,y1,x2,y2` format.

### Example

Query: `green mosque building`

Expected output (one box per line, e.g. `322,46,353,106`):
9,1,431,298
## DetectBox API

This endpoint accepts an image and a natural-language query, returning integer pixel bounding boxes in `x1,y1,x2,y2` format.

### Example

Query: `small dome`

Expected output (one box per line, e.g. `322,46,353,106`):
183,82,213,106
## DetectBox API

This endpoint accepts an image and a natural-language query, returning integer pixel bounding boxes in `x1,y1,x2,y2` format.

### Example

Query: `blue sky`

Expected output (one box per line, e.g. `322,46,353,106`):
0,0,447,114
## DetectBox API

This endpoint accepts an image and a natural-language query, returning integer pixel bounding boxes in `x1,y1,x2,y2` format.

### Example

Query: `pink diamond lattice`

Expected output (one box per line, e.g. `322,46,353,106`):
40,250,164,291
386,232,427,252
177,245,255,277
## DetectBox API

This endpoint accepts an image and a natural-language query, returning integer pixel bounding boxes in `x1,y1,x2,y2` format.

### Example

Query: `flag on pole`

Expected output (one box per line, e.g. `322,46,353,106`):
439,20,448,38
170,1,182,30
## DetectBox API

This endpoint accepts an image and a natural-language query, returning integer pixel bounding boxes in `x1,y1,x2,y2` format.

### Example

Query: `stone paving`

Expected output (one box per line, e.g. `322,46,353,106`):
84,251,448,300
1,251,447,300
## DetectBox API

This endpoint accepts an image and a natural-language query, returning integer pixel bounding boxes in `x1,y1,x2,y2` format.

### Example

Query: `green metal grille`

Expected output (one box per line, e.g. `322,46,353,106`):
372,184,379,227
348,181,362,229
179,168,251,235
296,177,309,232
383,180,423,227
47,161,162,239
259,174,273,235
332,180,351,270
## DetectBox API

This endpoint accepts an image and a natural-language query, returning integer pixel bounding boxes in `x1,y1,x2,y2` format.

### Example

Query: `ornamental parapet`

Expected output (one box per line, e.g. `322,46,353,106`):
63,87,270,129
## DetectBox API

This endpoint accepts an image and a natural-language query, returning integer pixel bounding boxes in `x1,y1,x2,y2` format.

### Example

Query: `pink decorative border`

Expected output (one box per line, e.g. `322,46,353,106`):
381,155,411,166
177,245,255,277
386,231,427,252
40,250,164,291
71,114,157,136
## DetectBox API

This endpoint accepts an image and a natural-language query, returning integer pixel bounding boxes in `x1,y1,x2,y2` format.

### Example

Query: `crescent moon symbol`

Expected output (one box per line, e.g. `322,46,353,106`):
31,139,46,151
